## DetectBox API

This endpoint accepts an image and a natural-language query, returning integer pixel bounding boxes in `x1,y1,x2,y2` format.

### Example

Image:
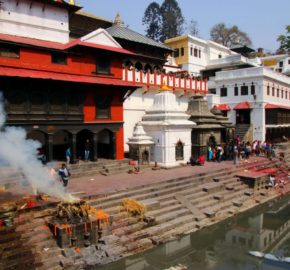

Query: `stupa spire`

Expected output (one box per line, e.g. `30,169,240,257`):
114,12,125,27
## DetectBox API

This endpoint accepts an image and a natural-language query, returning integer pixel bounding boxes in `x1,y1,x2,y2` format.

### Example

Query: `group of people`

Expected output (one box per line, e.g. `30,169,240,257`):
206,136,277,166
65,139,91,165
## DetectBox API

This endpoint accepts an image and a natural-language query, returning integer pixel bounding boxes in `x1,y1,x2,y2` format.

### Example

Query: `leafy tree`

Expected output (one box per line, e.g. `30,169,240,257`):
142,2,163,41
160,0,184,41
187,19,199,37
277,25,290,53
210,23,252,48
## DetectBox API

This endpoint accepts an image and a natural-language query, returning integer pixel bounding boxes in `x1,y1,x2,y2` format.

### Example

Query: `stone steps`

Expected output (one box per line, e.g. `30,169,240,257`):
90,166,243,209
0,155,288,269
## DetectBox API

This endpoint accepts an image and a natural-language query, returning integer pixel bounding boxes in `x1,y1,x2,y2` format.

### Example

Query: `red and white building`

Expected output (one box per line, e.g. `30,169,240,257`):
0,0,205,161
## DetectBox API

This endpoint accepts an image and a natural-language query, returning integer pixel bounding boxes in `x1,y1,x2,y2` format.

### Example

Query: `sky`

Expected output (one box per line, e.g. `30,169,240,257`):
76,0,290,52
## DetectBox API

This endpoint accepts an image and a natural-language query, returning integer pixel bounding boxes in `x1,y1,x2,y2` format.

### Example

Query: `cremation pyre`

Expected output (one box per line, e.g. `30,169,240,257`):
50,200,110,248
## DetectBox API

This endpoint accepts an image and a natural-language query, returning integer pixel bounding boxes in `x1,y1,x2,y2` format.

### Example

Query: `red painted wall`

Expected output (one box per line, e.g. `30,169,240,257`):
0,47,123,78
83,87,125,160
83,88,124,123
0,44,127,160
116,127,124,160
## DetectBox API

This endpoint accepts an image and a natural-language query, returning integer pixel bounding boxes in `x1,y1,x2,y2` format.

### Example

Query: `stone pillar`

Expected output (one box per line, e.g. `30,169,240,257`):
47,134,53,162
93,133,98,161
72,133,77,163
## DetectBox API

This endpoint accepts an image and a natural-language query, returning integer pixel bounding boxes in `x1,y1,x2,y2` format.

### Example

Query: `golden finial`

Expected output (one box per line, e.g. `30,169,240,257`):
160,76,171,91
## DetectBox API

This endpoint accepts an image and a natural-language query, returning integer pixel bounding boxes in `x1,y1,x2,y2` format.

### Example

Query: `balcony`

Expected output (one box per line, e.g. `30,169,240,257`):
122,68,207,95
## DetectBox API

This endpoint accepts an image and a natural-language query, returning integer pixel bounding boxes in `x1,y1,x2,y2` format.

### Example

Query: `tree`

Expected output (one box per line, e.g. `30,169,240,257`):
160,0,184,41
210,23,252,48
187,19,199,37
277,25,290,53
142,2,163,41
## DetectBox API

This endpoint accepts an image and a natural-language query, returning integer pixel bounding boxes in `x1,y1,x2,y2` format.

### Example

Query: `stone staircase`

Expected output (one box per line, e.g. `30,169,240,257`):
234,124,251,141
0,152,289,270
69,159,133,178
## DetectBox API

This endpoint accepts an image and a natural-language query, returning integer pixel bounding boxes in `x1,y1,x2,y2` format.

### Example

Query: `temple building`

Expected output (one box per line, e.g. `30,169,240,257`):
0,0,206,162
0,0,138,161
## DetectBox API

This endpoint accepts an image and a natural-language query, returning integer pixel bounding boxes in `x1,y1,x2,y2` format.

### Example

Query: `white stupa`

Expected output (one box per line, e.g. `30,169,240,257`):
127,122,154,165
141,85,196,167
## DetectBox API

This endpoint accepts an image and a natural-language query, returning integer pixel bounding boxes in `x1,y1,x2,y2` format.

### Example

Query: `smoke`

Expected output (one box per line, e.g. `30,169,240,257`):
0,93,76,202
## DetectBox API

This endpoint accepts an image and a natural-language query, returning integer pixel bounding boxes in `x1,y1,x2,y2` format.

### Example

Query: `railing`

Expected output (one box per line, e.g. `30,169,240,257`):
122,68,207,95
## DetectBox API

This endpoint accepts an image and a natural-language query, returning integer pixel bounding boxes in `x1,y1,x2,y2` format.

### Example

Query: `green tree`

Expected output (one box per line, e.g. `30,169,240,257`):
210,23,252,48
277,25,290,53
160,0,184,41
142,2,163,41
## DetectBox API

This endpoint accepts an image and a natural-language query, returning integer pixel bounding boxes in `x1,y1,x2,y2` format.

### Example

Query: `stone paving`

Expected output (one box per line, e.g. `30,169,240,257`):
67,159,239,198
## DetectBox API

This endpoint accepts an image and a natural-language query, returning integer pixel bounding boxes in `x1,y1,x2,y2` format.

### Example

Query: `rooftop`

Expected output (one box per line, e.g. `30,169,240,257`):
107,25,172,51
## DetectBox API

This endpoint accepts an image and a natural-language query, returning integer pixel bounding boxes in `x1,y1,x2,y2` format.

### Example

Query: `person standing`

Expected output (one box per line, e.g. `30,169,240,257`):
58,163,70,187
84,139,90,161
65,147,71,166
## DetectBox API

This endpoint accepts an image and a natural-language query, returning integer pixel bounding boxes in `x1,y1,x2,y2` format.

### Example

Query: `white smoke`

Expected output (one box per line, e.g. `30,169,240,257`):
0,93,76,201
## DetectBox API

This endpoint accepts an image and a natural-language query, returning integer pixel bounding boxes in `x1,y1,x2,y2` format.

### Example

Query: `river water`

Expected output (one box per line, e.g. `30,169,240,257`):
97,195,290,270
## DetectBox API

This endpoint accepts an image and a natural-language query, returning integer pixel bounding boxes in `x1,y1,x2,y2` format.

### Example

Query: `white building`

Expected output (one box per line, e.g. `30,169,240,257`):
207,67,290,142
164,35,290,143
0,0,79,43
260,54,290,76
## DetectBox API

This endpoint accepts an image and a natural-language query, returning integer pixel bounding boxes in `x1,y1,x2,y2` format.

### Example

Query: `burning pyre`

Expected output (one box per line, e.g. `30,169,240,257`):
51,200,111,248
56,200,91,224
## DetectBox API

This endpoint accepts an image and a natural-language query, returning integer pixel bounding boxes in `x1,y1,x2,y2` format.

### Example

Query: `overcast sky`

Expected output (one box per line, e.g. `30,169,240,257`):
76,0,290,52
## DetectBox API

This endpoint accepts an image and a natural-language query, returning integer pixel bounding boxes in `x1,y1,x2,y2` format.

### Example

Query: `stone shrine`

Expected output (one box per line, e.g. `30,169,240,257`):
187,96,229,158
141,86,195,167
127,122,154,165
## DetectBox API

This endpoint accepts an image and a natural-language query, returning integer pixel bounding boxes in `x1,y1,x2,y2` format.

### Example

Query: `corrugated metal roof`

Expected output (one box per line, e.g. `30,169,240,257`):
106,25,172,51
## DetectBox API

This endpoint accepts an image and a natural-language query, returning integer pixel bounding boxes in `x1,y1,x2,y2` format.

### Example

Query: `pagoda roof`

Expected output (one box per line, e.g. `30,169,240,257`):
106,25,172,51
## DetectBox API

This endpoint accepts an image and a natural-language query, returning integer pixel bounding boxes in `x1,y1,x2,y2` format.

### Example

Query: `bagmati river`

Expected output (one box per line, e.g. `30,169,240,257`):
97,195,290,270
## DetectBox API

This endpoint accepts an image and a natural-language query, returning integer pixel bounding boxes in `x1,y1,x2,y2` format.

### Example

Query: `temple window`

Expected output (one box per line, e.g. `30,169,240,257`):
174,48,179,58
220,87,227,97
267,85,270,95
198,49,201,58
175,140,184,161
190,47,193,56
234,85,239,96
241,85,248,95
194,48,198,57
96,57,111,75
95,96,112,119
251,83,255,95
277,88,280,98
272,87,275,96
0,45,20,59
181,47,184,56
51,52,67,65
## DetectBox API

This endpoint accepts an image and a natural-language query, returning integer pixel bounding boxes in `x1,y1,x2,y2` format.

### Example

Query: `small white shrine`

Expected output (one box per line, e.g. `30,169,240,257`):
141,86,195,167
127,122,154,165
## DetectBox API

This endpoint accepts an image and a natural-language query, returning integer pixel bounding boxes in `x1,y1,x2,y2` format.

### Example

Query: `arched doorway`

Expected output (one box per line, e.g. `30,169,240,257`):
76,129,93,161
175,140,184,161
27,130,47,162
98,129,114,159
52,130,71,160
